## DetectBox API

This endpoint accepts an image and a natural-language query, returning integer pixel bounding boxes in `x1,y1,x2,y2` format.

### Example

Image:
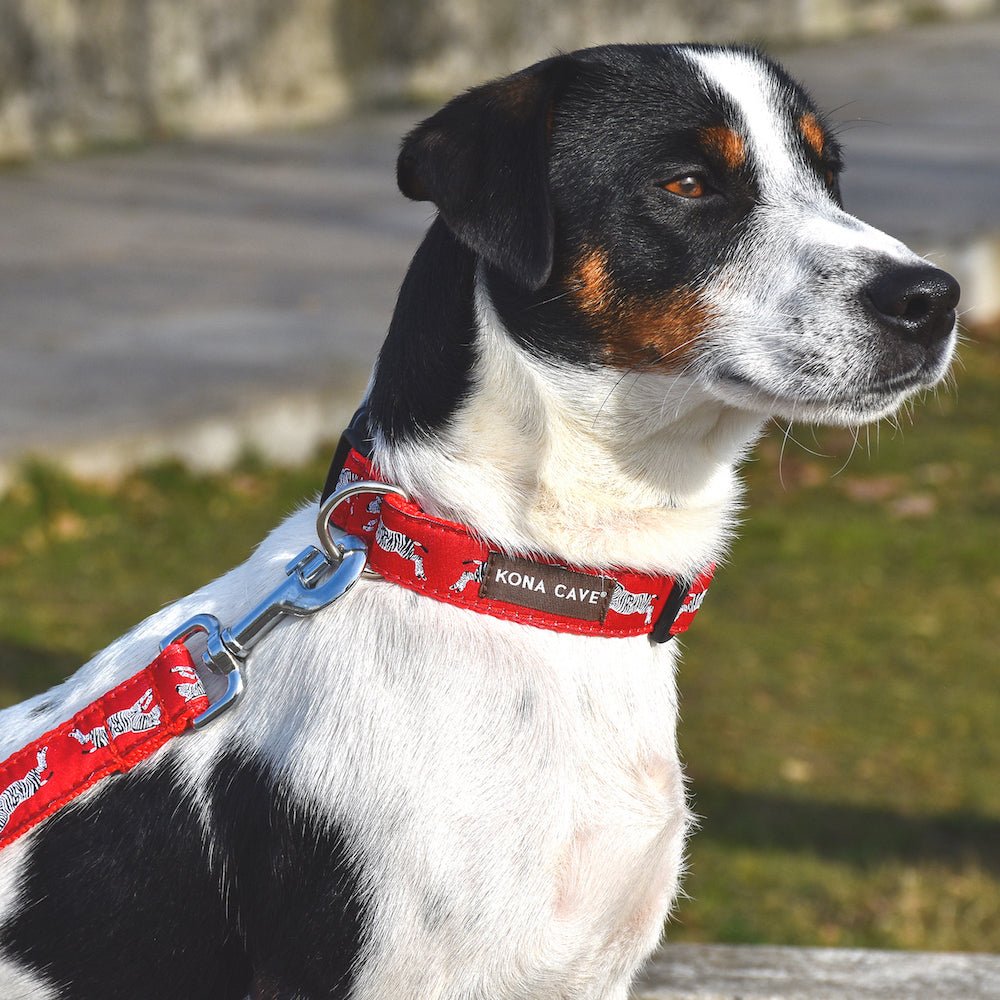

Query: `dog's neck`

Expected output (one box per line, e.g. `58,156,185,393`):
366,222,765,576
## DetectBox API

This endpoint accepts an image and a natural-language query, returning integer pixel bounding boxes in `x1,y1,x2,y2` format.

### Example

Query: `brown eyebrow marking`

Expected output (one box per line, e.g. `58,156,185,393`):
700,125,746,170
799,112,825,157
571,247,713,370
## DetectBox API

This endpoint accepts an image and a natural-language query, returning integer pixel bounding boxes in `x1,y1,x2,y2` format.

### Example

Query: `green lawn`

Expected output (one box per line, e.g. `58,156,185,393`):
2,328,997,952
677,327,1000,951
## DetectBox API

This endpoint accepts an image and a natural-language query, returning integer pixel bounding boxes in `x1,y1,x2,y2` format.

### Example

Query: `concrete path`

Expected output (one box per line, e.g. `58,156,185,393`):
635,942,1000,999
1,16,998,485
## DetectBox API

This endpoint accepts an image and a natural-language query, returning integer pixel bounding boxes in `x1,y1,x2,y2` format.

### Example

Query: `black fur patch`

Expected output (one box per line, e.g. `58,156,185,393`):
489,44,766,366
210,751,367,999
366,216,478,443
0,756,250,1000
0,751,367,999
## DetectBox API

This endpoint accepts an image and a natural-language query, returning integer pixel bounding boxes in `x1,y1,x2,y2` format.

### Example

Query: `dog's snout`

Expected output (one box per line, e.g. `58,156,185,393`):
863,265,960,346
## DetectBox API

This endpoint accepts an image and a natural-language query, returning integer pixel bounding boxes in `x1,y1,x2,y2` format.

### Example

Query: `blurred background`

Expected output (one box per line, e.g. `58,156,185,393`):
0,0,998,953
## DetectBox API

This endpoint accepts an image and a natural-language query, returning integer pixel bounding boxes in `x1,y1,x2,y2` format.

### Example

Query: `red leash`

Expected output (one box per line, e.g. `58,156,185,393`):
0,643,208,852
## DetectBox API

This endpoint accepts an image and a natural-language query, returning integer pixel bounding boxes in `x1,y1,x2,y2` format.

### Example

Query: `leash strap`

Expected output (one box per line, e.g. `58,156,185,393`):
328,447,714,640
0,643,209,852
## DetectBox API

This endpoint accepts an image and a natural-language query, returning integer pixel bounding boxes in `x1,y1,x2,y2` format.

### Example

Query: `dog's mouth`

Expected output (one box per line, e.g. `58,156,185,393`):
707,358,949,423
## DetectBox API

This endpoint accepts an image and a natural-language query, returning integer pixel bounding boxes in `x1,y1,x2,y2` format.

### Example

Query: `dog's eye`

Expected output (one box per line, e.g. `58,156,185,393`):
660,174,708,198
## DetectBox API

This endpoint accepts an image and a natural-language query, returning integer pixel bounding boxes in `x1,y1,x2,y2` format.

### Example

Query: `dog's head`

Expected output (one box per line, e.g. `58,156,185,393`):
398,44,958,428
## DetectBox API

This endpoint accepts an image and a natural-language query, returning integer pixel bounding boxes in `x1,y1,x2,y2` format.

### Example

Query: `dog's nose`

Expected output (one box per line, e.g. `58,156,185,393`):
863,264,960,346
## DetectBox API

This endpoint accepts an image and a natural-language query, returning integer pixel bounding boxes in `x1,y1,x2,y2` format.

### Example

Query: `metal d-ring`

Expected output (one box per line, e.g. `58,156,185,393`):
315,479,410,575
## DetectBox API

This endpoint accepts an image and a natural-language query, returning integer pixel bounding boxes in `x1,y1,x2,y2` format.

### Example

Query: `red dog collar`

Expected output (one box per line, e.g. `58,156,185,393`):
328,448,714,641
0,643,208,852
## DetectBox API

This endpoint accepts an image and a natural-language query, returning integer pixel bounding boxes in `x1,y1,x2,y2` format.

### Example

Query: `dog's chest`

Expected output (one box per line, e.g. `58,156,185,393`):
540,666,691,990
266,584,690,998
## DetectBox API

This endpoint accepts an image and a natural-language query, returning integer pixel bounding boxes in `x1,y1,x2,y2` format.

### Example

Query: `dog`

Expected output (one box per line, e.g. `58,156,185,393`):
0,43,958,1000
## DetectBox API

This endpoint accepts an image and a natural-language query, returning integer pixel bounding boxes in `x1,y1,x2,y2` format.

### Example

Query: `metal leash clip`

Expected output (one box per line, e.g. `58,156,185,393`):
160,533,367,729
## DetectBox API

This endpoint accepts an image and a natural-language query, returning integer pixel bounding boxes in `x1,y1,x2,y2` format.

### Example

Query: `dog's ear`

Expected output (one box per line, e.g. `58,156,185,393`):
397,57,579,292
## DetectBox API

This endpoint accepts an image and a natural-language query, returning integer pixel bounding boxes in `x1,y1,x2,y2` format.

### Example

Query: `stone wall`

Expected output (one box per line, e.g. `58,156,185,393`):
0,0,347,158
339,0,999,103
0,0,996,159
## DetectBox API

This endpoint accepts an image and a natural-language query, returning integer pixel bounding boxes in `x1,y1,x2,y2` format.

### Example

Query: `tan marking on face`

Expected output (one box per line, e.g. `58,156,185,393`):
799,112,825,157
700,125,745,170
610,288,712,368
573,247,615,318
571,248,712,369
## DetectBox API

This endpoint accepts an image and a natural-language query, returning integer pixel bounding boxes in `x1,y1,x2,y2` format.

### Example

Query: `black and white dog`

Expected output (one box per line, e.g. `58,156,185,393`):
0,44,957,999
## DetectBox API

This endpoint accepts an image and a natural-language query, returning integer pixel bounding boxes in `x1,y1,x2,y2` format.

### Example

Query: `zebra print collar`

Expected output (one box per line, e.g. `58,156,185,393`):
0,643,208,853
328,448,714,642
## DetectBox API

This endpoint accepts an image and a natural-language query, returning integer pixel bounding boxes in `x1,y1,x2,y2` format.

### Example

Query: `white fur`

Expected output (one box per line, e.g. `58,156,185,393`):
375,281,759,583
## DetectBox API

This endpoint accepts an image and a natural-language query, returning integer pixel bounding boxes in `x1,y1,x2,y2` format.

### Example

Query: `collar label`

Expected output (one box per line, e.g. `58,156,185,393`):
479,553,612,622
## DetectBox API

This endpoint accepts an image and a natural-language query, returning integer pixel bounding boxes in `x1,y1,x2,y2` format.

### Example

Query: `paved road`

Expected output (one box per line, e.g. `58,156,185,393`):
0,115,429,480
779,17,1000,246
1,16,997,482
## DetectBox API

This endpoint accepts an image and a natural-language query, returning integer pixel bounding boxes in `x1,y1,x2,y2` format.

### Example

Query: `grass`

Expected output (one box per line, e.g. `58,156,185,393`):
675,326,1000,951
1,328,997,953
